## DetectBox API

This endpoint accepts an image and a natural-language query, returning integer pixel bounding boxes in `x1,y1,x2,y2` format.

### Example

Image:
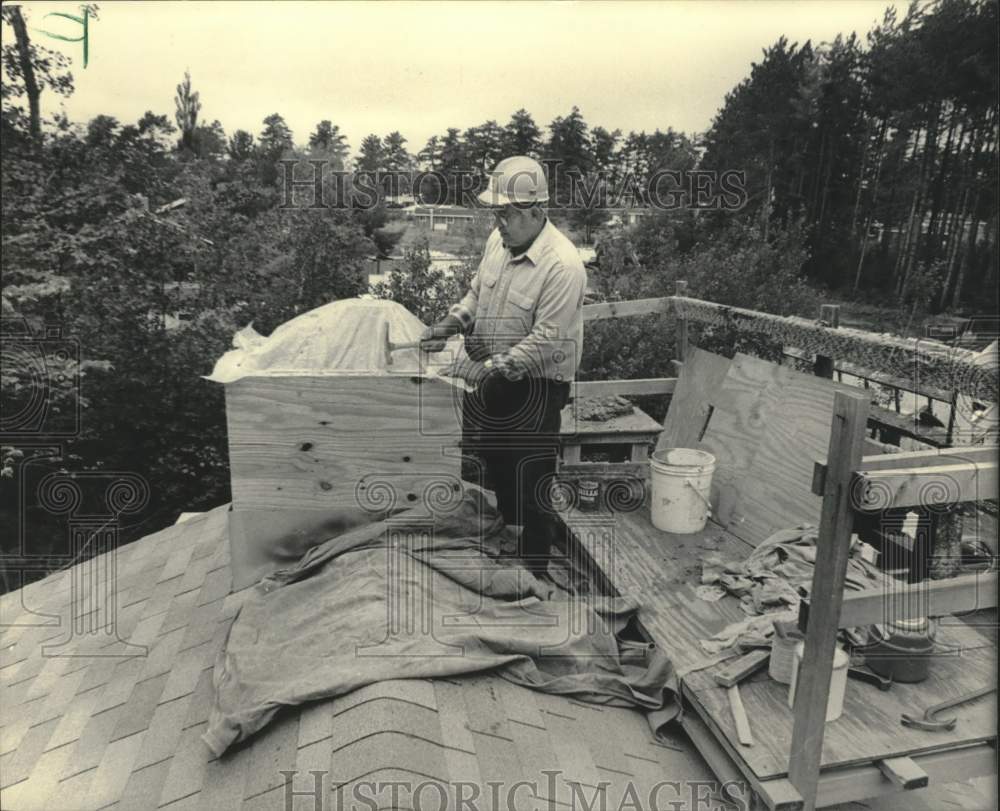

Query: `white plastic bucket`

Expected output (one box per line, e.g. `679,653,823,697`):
787,643,849,722
649,448,716,533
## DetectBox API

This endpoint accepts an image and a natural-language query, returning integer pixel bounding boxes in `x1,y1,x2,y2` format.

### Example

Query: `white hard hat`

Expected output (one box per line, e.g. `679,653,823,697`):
478,155,549,206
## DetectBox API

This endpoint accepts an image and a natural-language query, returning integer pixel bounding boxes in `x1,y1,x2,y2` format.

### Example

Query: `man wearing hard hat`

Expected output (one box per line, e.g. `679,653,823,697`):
421,156,588,580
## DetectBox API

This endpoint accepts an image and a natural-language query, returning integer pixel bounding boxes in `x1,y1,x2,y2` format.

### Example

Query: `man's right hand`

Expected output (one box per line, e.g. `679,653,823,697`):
420,314,463,353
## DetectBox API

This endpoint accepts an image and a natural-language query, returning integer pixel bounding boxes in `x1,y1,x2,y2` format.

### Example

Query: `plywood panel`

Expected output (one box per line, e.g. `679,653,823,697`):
225,375,462,512
694,354,785,528
692,354,858,546
657,348,731,451
738,361,858,545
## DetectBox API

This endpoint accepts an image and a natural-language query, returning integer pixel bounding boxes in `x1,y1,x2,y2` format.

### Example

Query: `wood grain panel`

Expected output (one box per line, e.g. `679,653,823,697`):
225,375,462,512
734,362,858,546
657,348,731,452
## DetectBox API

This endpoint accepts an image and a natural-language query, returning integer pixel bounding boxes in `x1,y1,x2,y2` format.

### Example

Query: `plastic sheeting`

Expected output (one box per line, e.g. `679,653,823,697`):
205,298,464,383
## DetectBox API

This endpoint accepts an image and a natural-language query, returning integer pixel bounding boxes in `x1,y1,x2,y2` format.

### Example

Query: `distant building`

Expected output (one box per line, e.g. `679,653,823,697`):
606,208,651,227
404,205,480,232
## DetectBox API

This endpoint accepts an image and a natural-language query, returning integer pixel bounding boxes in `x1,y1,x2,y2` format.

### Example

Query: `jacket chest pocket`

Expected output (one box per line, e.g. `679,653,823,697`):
503,287,536,330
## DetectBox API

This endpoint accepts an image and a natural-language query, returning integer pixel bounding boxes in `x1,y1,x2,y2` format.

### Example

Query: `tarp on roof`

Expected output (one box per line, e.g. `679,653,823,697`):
203,487,680,755
205,298,463,383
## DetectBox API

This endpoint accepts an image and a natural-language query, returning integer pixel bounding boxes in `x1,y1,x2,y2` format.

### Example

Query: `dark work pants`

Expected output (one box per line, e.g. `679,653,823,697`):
463,375,571,573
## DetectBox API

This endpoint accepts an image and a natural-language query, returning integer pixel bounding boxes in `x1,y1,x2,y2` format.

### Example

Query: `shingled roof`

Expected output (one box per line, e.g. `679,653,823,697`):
0,505,711,811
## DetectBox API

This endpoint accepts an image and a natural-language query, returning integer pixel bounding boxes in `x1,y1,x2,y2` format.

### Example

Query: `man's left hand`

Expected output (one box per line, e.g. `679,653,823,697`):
489,353,526,381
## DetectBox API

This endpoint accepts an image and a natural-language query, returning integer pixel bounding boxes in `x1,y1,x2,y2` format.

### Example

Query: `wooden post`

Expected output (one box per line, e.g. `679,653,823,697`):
788,390,869,809
814,304,840,378
675,280,689,364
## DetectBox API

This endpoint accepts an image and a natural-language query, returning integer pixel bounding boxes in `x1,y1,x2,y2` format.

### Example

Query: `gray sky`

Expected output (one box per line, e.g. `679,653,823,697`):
20,1,903,153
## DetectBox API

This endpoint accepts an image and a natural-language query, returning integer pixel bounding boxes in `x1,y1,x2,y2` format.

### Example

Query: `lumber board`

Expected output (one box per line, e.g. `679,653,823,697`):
686,705,995,810
572,377,677,397
869,404,951,447
714,650,770,688
561,405,663,437
582,297,672,320
559,504,999,785
225,375,462,512
682,711,804,811
859,445,997,473
813,742,995,808
728,685,754,746
876,757,928,789
788,390,869,808
657,347,731,453
852,461,998,510
799,571,998,630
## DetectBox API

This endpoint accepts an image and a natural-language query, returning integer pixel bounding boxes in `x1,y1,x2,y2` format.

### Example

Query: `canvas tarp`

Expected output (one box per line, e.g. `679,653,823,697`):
205,298,465,383
203,487,680,755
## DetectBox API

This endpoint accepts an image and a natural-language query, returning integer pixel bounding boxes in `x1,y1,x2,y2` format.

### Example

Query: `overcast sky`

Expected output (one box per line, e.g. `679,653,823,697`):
19,1,904,153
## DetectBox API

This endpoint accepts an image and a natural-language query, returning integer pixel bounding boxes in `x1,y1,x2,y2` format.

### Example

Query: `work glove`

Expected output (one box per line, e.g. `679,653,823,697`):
420,314,463,353
489,353,527,382
464,332,492,362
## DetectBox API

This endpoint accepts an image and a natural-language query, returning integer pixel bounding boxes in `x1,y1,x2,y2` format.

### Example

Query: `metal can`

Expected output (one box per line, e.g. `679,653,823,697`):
577,479,601,511
864,618,937,683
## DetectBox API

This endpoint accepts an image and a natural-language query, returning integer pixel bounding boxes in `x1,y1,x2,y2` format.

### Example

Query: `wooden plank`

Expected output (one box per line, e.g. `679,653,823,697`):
876,757,929,790
860,445,997,473
572,377,677,397
787,390,869,809
853,461,998,510
682,710,804,811
675,281,689,362
582,297,672,321
562,405,664,437
714,650,770,688
657,348,731,452
868,404,950,447
225,375,462,512
799,571,998,630
728,685,754,746
815,742,995,808
813,305,839,378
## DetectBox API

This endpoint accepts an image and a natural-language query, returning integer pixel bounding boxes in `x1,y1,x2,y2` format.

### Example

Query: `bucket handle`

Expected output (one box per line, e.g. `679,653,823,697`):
684,479,712,516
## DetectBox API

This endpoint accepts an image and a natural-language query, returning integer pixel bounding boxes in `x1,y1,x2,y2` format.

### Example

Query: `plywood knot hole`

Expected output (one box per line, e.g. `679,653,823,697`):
402,455,412,462
406,493,417,502
319,480,333,491
300,442,314,452
410,377,423,385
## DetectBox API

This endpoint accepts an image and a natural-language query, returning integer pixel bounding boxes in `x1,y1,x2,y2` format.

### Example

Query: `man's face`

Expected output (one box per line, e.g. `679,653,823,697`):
494,204,541,250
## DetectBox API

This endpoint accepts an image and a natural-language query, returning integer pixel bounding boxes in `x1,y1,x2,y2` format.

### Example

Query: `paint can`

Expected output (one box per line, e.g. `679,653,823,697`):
864,618,936,683
769,634,799,685
577,479,601,512
788,644,849,722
